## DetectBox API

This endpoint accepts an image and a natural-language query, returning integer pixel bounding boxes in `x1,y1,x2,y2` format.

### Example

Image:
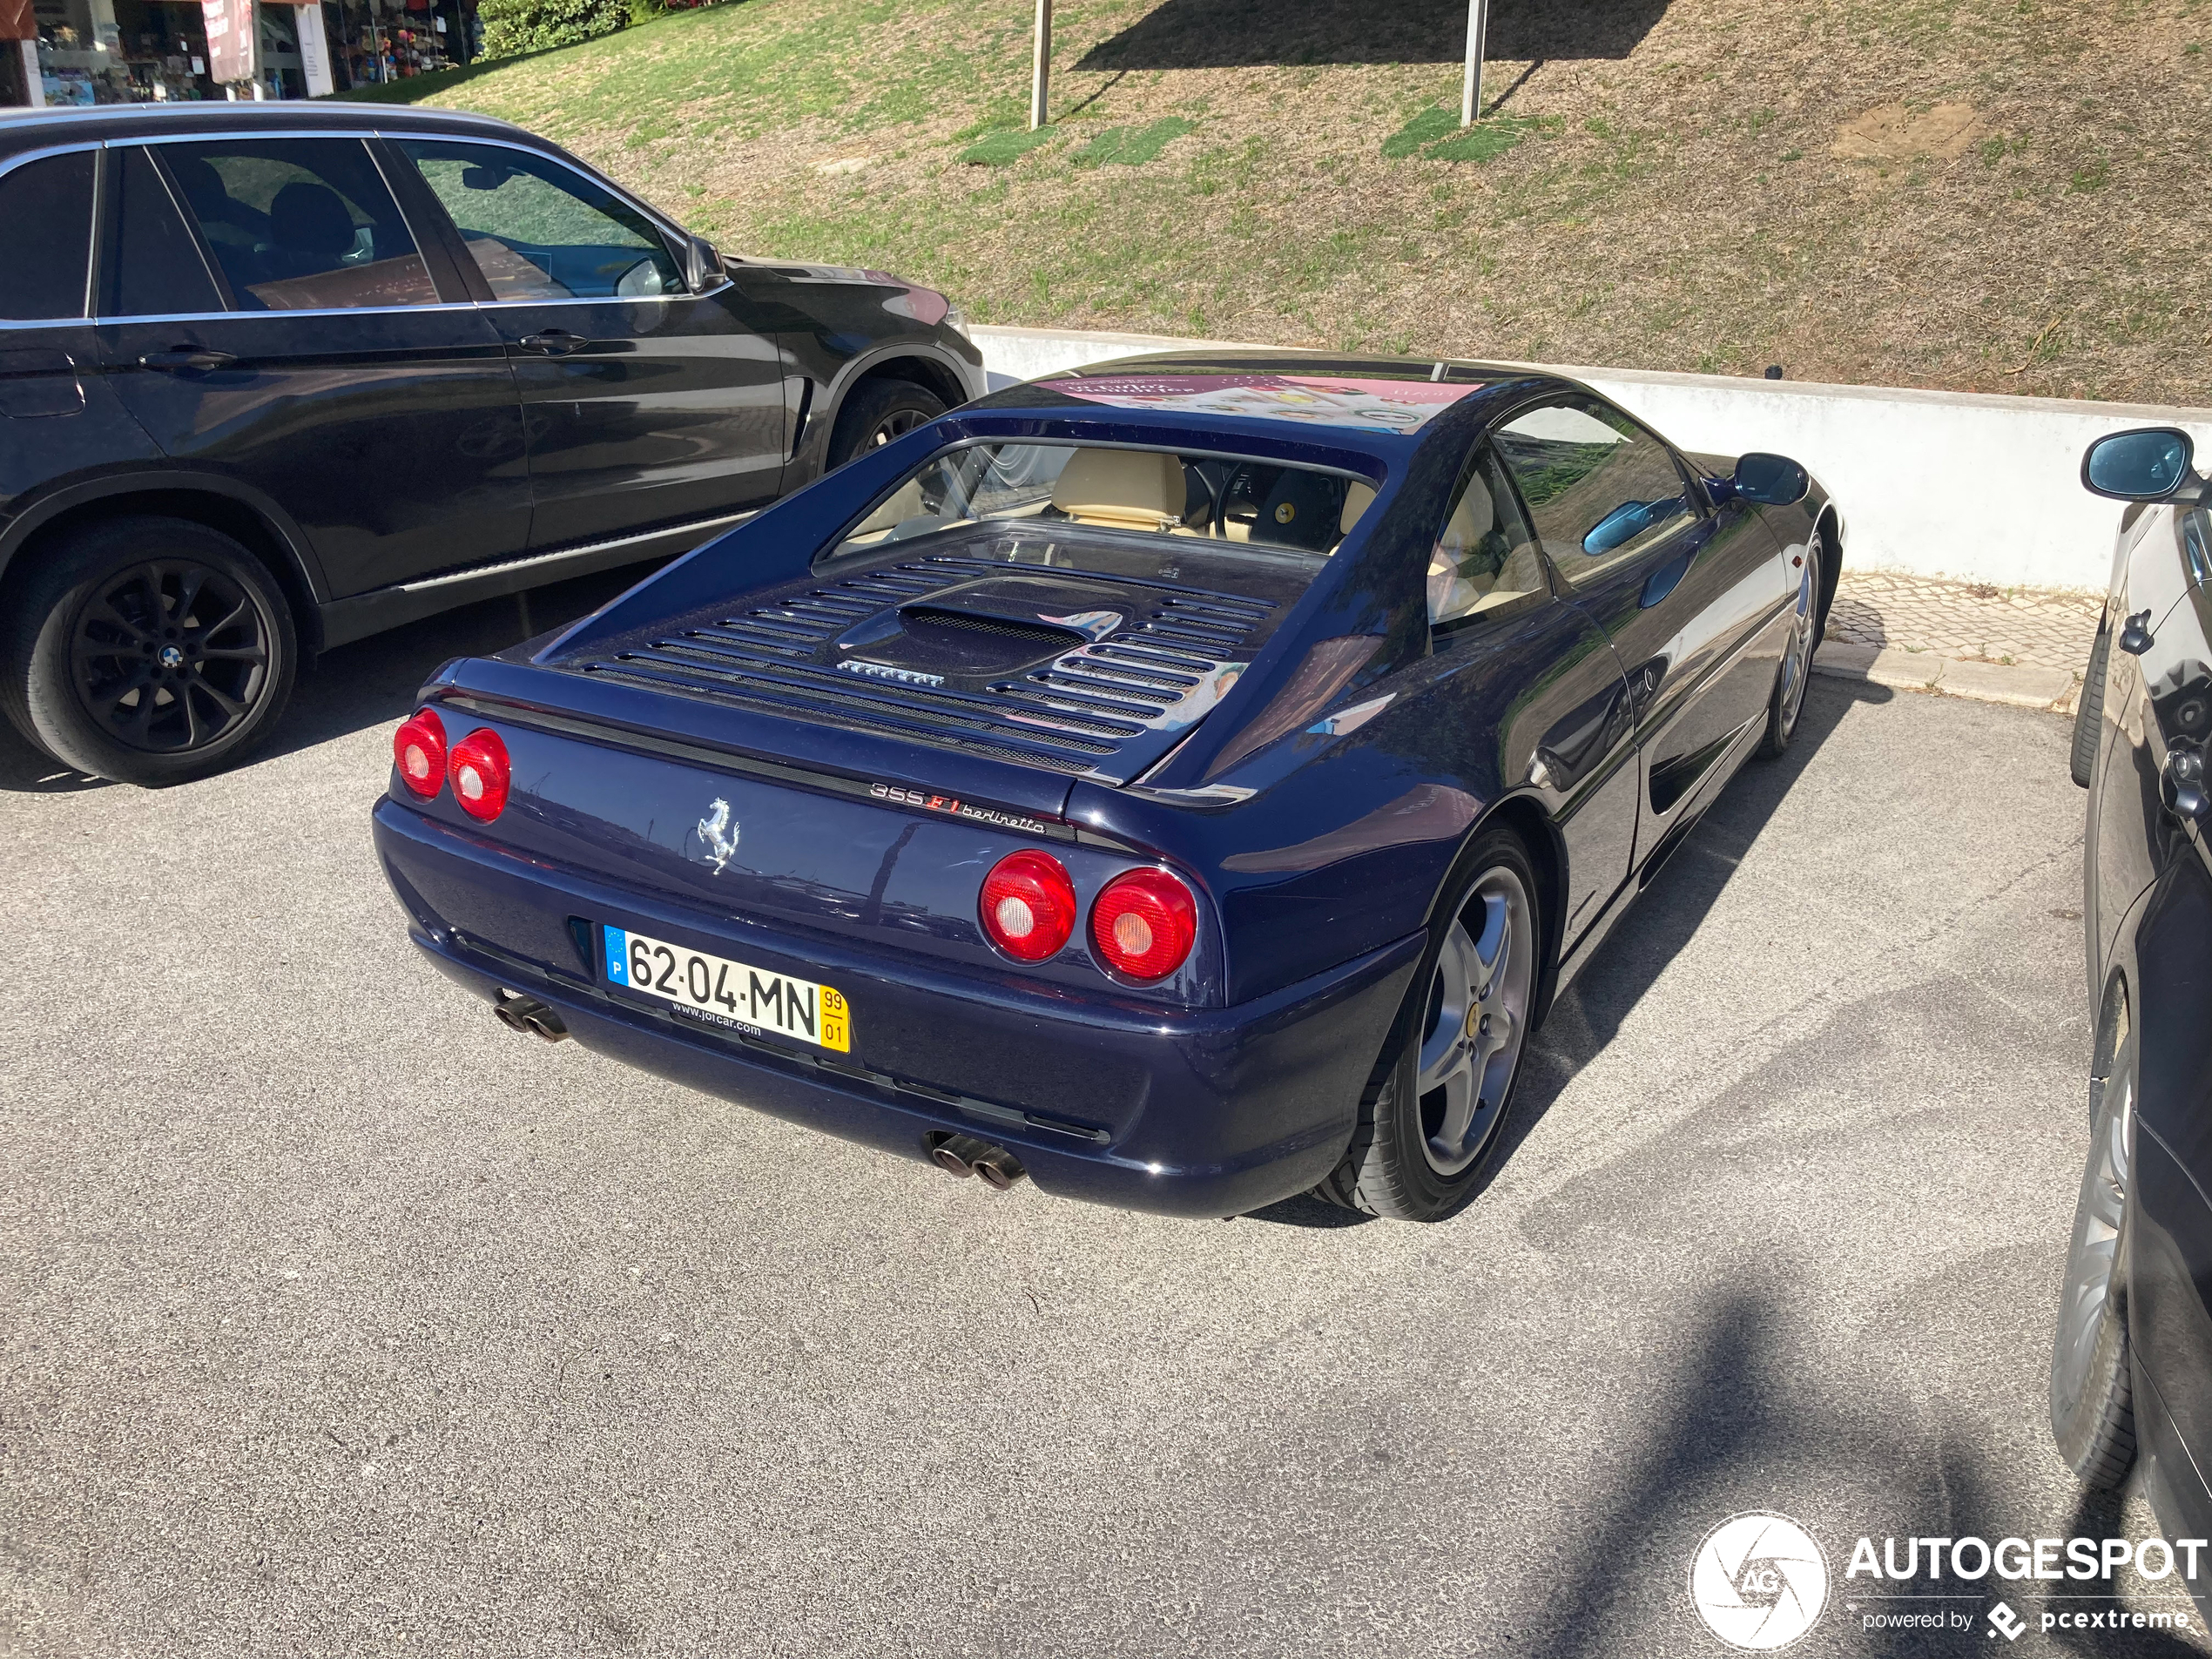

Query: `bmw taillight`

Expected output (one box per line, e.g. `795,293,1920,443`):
1090,868,1197,981
448,728,510,822
979,850,1077,962
392,708,447,799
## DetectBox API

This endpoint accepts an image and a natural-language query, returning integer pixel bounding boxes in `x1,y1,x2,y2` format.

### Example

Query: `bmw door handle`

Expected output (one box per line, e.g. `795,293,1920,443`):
138,347,236,372
518,330,590,356
2165,745,2210,823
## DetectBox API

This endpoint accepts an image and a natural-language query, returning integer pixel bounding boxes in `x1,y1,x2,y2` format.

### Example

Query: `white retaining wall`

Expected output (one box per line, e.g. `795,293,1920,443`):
971,324,2212,593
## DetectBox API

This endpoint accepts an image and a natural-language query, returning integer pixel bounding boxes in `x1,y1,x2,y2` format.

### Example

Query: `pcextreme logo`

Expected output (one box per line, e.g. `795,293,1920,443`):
1689,1512,1830,1650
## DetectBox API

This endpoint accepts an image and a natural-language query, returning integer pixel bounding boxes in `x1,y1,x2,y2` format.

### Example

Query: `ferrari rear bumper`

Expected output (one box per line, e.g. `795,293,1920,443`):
374,798,1422,1217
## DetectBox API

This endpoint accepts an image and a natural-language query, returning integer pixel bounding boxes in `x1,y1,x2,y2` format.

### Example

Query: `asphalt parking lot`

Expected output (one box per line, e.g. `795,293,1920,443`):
1,577,2195,1657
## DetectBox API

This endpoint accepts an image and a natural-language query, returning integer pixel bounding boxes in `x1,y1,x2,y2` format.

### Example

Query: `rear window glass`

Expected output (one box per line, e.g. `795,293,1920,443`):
111,145,223,319
0,151,95,321
161,138,438,313
829,442,1377,562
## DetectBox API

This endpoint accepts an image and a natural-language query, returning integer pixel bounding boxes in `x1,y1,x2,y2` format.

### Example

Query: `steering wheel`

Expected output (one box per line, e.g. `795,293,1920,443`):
1218,462,1267,538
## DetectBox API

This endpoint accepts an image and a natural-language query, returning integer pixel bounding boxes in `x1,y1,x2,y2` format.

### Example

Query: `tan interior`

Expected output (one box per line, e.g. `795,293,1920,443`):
843,477,927,545
1051,449,1190,533
1339,482,1377,536
1429,479,1546,620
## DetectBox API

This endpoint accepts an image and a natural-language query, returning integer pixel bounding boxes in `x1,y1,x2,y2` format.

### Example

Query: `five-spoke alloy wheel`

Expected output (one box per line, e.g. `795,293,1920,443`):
1762,526,1824,757
1415,866,1535,1177
1315,828,1544,1221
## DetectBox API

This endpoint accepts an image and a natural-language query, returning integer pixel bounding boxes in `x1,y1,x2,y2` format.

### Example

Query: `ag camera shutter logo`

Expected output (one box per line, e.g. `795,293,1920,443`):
1689,1512,1830,1650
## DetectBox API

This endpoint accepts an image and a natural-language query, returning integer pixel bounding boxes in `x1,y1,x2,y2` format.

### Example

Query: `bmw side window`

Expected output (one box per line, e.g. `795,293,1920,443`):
154,139,440,313
1493,398,1696,590
395,139,685,300
108,145,226,319
1428,446,1547,626
0,151,96,320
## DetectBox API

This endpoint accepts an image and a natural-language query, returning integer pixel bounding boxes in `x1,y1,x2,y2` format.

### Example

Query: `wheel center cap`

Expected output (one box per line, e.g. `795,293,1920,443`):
158,644,185,669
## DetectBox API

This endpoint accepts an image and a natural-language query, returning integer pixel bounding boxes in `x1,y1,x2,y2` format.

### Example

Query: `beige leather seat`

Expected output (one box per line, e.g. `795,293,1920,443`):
1052,449,1189,533
1429,477,1544,621
844,477,927,544
1339,481,1377,537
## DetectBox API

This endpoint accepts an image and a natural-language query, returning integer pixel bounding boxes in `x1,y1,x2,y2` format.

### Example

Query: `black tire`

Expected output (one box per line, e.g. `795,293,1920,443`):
824,377,947,471
1312,828,1543,1222
2051,1017,2137,1487
2070,620,2112,789
0,516,298,786
1760,525,1824,759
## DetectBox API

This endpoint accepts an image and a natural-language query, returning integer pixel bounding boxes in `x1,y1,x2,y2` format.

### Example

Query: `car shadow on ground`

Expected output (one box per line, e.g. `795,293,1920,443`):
1494,1283,2201,1656
0,563,660,796
1246,675,1884,1228
1074,0,1671,71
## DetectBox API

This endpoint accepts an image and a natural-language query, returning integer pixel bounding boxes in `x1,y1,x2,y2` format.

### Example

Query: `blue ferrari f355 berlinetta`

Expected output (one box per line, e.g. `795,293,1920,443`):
372,353,1839,1222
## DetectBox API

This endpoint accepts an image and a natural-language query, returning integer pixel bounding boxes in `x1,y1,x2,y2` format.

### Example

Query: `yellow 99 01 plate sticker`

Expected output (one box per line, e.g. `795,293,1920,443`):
602,925,850,1053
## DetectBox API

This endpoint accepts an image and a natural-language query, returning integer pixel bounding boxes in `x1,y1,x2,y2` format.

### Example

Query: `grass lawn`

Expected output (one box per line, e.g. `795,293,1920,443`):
343,0,2212,405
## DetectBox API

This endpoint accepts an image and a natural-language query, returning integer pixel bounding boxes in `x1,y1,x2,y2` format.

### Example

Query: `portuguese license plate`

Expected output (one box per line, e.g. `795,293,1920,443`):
601,924,850,1053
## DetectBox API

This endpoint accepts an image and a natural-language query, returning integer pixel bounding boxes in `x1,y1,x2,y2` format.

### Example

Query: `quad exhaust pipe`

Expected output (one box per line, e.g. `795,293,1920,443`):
494,992,570,1042
928,1133,1028,1190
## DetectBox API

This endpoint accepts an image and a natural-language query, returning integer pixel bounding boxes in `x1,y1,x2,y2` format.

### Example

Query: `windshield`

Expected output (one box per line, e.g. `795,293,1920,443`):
830,442,1378,560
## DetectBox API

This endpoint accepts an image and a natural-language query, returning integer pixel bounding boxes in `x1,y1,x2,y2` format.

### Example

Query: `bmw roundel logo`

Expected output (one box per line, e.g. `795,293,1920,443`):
1273,502,1297,523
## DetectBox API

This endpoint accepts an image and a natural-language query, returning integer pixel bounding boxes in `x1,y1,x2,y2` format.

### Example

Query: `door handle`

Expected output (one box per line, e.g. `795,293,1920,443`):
138,347,236,372
518,330,590,356
2165,745,2210,823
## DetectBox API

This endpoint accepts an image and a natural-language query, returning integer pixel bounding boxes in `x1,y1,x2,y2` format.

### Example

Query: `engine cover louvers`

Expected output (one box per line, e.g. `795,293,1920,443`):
553,545,1297,784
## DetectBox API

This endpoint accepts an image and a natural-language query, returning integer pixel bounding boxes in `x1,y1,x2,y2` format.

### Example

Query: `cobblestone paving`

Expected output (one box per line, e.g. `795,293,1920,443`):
1825,570,2103,678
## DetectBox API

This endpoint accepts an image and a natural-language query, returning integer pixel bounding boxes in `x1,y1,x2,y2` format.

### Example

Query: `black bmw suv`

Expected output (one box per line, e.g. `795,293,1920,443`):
0,103,982,785
2051,424,2212,1621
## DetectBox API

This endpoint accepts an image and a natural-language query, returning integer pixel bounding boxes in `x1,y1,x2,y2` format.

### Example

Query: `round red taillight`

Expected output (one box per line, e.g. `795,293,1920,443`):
392,708,447,799
448,728,510,822
1090,868,1197,981
979,850,1078,962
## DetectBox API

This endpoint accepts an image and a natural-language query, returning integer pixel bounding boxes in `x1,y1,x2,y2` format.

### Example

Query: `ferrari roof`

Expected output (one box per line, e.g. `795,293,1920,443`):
968,351,1554,452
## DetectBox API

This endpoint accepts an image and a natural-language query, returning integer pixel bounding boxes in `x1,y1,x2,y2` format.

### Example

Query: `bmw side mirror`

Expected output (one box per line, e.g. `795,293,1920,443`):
1732,453,1810,506
684,235,724,293
2083,428,2195,501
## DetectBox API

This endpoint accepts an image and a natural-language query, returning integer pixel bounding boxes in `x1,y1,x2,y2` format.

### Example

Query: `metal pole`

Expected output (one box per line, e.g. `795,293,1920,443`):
1460,0,1487,125
1030,0,1050,130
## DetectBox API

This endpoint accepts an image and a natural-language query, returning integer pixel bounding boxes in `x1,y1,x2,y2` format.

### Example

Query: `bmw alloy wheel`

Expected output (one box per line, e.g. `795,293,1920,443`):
869,405,931,448
2052,1036,2133,1442
70,558,273,753
1417,867,1534,1176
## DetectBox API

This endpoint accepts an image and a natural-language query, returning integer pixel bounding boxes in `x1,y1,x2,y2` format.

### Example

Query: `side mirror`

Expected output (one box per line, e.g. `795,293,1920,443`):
1733,452,1810,506
682,235,724,293
2083,428,2194,502
1584,498,1657,556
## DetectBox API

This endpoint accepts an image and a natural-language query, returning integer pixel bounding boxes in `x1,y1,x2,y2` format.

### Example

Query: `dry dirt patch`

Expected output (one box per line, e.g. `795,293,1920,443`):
1831,102,1985,163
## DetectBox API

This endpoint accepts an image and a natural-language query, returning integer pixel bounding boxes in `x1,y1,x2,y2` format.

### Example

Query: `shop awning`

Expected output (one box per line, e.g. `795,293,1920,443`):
1028,0,1494,131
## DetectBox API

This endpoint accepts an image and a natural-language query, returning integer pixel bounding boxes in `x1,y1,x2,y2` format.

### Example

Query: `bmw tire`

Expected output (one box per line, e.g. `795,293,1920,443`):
825,378,947,471
2050,1015,2138,1487
0,516,299,787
